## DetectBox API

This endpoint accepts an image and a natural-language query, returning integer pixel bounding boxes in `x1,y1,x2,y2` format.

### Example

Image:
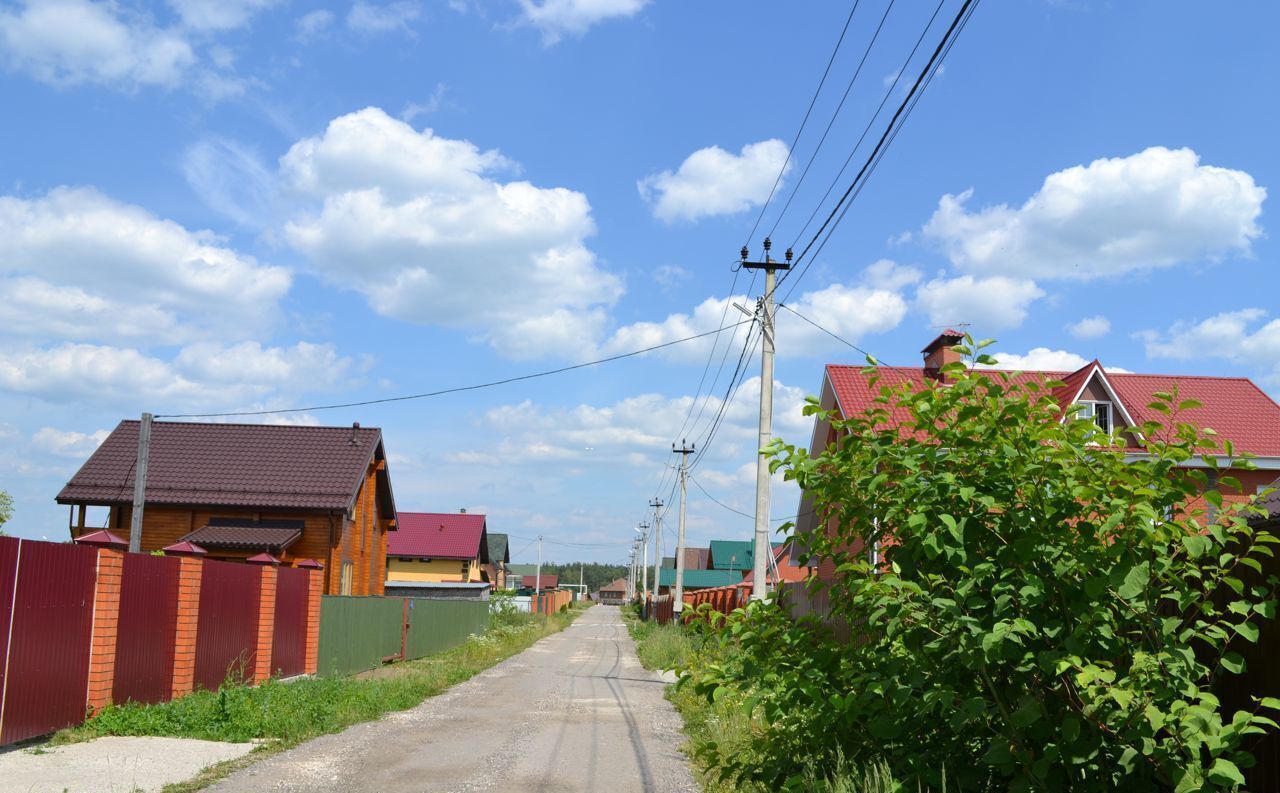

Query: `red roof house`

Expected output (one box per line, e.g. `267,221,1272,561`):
522,574,558,590
797,331,1280,580
386,511,491,584
57,420,397,596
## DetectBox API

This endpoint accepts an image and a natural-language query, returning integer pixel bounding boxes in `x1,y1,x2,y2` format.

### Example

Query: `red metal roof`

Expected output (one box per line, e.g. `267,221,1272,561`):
56,420,393,511
522,574,558,589
599,577,628,594
180,519,304,551
73,529,128,548
388,512,487,560
826,363,1280,456
162,540,207,556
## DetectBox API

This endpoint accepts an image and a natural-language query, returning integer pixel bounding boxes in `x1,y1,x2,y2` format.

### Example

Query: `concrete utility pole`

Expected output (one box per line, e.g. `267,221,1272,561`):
579,562,584,602
740,239,791,602
637,522,650,601
649,498,663,620
535,534,543,595
128,412,154,554
673,441,695,613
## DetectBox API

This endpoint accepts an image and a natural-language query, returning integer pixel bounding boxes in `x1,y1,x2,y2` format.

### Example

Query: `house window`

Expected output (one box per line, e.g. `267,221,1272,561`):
340,561,353,595
1076,401,1112,434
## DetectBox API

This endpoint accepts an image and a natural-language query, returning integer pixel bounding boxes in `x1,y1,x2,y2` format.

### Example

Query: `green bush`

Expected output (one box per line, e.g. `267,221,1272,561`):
693,338,1280,791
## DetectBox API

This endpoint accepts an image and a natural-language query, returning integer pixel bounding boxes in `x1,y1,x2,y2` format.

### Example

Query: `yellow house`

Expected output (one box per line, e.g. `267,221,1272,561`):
386,511,491,584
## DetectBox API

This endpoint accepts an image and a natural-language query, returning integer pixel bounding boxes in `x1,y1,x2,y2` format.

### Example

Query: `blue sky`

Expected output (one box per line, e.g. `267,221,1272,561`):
1,0,1277,564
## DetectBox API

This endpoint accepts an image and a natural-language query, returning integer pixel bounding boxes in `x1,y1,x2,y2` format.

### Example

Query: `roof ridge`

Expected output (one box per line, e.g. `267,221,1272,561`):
120,419,385,431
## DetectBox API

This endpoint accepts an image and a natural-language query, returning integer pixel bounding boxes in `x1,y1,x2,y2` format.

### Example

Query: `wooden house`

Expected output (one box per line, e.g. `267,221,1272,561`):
57,419,397,595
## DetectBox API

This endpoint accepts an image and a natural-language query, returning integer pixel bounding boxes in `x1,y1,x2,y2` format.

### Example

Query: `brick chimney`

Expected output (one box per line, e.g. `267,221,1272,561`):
922,329,965,381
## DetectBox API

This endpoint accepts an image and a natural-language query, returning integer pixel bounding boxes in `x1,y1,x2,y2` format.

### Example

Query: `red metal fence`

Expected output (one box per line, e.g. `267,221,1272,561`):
0,537,322,746
114,553,180,705
194,560,262,691
0,538,98,744
271,567,309,678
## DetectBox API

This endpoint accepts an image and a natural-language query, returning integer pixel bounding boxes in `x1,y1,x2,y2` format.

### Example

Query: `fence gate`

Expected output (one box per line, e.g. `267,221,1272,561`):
193,560,261,691
271,567,309,678
113,553,180,705
0,539,98,744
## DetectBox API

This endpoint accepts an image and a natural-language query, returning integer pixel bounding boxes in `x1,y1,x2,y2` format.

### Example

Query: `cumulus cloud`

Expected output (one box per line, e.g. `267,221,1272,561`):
638,139,790,223
516,0,648,44
0,341,354,409
1141,309,1280,385
346,1,421,34
0,0,194,88
0,187,291,344
984,348,1091,372
601,275,910,363
280,107,622,359
915,274,1045,331
923,147,1265,280
31,427,109,458
1067,315,1111,340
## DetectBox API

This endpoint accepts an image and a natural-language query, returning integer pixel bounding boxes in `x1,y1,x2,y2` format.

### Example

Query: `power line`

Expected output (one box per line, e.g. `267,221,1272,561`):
156,318,753,419
781,0,978,306
778,302,877,360
743,0,862,249
689,475,802,524
766,0,897,240
788,0,947,251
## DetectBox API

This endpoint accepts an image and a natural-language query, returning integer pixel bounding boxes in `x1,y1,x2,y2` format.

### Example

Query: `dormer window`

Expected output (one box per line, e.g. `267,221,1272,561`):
1076,401,1112,434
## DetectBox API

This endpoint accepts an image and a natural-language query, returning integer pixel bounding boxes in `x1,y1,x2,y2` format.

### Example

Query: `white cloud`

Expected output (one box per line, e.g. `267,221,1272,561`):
280,107,621,359
0,187,291,344
601,277,909,363
167,0,277,31
1067,315,1111,340
915,274,1044,331
400,82,448,122
923,147,1265,280
984,348,1090,372
653,264,691,292
346,1,421,34
1142,309,1280,384
473,375,811,468
31,427,109,458
0,0,194,88
182,137,275,227
0,341,354,408
516,0,648,44
294,9,334,39
638,139,790,223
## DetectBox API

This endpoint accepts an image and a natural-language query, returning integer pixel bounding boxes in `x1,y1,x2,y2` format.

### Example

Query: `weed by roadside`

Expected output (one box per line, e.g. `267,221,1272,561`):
624,609,902,793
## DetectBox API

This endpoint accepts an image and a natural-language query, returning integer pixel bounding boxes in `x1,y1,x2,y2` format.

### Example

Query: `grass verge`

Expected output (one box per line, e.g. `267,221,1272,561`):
54,604,588,792
624,607,899,793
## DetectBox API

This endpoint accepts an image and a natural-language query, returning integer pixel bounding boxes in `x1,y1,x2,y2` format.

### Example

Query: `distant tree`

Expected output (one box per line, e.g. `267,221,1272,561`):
0,490,11,537
532,561,629,592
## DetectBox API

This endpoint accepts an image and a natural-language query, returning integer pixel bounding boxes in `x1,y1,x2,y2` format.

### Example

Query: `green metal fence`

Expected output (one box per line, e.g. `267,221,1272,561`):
317,596,404,677
404,599,488,660
318,596,490,676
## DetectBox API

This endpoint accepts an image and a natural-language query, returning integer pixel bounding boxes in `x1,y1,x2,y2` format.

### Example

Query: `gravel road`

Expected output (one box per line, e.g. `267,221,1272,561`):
208,605,697,793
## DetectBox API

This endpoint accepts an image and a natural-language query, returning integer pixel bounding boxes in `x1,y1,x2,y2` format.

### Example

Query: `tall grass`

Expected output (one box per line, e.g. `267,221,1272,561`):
626,611,912,793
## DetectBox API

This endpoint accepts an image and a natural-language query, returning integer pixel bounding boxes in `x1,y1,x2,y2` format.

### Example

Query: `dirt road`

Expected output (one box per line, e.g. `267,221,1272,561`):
208,605,697,793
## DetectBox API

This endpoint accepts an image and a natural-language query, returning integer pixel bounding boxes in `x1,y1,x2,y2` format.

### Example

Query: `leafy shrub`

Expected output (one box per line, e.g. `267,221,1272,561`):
693,339,1279,791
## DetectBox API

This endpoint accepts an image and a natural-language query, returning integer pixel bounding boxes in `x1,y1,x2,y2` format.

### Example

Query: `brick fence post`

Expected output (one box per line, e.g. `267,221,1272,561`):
253,566,277,684
86,548,124,712
171,556,204,699
304,569,323,676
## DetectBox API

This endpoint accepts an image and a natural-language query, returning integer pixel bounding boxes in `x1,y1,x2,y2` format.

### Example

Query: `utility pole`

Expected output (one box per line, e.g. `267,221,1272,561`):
637,522,650,601
740,238,791,602
579,562,584,602
534,534,543,595
128,412,154,554
649,498,663,620
673,441,695,613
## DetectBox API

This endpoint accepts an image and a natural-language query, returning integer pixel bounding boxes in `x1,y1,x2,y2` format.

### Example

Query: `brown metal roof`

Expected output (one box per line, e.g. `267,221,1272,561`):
56,420,395,513
181,519,305,551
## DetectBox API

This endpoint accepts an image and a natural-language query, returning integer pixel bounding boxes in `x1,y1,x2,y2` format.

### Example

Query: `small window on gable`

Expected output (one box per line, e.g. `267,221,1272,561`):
1076,401,1112,434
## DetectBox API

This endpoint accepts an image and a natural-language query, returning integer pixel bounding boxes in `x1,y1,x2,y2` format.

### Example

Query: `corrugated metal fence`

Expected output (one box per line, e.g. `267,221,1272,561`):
114,553,180,705
0,538,98,744
194,560,261,691
318,595,489,677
